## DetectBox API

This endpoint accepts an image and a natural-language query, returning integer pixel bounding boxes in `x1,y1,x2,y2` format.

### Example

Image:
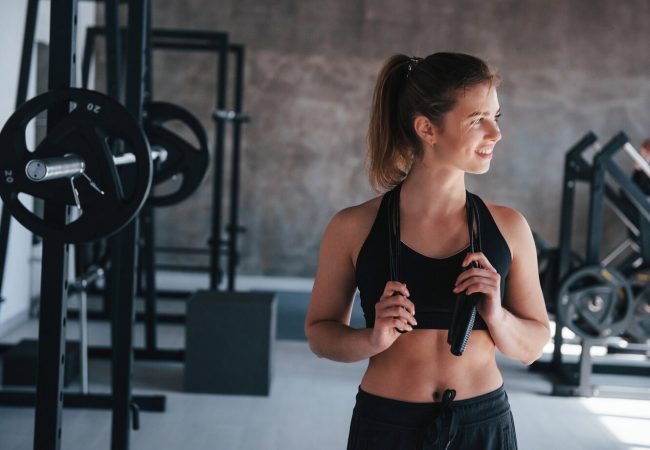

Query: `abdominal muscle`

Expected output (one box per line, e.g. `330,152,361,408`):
359,328,503,402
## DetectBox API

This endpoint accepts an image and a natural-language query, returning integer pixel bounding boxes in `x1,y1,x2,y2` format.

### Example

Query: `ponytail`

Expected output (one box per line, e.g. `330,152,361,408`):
367,54,414,192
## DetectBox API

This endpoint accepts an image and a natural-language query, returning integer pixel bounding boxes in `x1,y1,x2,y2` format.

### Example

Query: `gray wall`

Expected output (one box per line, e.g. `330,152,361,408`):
143,0,650,277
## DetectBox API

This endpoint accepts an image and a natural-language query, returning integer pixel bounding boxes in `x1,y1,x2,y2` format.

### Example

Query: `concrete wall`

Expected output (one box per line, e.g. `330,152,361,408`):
0,1,96,330
143,0,650,277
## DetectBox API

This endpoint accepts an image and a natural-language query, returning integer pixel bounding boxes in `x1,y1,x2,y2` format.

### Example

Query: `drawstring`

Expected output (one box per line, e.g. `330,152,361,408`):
422,389,458,450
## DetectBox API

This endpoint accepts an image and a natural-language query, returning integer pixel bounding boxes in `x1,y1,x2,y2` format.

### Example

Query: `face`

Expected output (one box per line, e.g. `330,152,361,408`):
420,83,502,174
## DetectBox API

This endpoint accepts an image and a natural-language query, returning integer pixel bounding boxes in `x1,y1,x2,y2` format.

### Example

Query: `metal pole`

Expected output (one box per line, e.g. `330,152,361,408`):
210,35,229,289
105,0,122,101
142,0,157,354
227,46,245,291
33,1,77,449
109,0,149,448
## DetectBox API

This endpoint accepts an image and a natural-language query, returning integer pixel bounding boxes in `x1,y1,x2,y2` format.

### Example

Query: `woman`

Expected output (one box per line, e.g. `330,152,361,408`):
305,53,550,450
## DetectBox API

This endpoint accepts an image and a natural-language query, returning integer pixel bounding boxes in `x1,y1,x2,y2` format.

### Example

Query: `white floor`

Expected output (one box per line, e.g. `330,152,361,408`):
0,312,649,449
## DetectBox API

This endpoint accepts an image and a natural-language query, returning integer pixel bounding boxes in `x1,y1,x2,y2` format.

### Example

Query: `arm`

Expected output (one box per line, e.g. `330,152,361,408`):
305,209,377,363
305,208,416,363
454,208,550,365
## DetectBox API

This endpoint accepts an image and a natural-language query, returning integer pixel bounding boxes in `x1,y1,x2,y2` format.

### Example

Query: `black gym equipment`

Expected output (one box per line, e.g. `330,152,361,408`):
556,265,635,339
531,132,650,399
0,88,153,243
69,26,236,363
0,1,169,449
80,26,249,291
66,27,253,368
143,101,210,207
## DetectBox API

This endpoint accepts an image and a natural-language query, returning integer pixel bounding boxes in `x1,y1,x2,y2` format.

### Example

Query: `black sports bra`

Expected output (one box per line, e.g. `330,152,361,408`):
354,189,512,330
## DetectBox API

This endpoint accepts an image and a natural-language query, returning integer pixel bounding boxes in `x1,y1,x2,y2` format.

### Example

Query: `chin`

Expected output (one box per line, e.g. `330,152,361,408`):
467,163,491,175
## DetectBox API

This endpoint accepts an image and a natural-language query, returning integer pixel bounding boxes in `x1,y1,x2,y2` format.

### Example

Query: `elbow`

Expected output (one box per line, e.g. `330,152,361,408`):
521,350,543,366
521,327,550,366
304,322,324,358
519,343,545,365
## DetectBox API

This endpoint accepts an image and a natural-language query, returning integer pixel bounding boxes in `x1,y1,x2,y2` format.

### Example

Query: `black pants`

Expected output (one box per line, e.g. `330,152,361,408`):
346,385,518,450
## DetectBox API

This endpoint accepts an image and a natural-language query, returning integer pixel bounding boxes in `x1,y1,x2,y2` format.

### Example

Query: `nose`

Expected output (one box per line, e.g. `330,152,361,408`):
487,120,501,142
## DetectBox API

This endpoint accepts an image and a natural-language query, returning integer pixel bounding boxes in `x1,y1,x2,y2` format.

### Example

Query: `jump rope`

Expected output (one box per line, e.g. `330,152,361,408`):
387,184,483,356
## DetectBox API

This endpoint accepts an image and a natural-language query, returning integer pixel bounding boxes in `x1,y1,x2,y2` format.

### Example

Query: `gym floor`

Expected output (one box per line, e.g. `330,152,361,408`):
0,284,648,450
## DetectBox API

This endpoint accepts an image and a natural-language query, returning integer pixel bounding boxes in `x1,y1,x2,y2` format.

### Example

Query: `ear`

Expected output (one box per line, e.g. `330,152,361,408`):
413,115,437,146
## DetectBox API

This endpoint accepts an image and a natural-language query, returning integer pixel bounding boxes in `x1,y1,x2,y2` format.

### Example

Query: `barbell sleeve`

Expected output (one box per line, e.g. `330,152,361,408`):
25,149,167,182
25,154,85,181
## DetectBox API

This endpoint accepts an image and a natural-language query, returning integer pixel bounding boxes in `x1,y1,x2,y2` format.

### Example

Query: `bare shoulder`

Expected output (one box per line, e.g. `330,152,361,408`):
327,195,383,264
481,198,533,259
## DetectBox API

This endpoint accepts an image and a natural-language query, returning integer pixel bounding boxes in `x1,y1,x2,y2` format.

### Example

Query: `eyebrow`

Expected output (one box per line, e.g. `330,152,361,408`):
466,108,501,119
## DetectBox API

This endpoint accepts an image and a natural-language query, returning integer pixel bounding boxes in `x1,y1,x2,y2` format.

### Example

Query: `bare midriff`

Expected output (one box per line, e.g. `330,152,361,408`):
359,329,503,403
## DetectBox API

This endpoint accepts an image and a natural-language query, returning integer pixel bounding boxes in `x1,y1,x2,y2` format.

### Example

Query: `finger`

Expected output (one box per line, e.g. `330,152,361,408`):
379,294,416,316
377,316,411,332
455,267,496,286
464,282,497,296
453,278,498,294
383,281,410,299
462,252,496,272
387,318,412,332
378,305,417,326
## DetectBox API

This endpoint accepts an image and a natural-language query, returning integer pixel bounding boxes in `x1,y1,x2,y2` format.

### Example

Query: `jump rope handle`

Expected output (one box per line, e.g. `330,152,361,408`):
447,193,483,356
387,185,407,334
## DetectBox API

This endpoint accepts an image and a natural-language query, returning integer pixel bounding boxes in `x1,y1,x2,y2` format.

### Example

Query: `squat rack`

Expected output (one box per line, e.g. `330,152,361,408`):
0,1,165,449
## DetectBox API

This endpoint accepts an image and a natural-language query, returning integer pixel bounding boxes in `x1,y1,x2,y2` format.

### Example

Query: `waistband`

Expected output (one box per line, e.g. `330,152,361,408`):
353,384,509,429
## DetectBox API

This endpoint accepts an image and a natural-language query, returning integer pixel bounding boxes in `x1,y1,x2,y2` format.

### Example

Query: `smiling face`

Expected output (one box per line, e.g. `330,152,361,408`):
419,83,502,174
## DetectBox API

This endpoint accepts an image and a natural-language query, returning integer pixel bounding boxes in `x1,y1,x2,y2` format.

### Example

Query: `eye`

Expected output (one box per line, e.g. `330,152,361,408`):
471,118,483,126
494,113,502,123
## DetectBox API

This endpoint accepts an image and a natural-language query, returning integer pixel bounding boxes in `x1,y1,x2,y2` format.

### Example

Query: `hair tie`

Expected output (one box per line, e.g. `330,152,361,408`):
406,56,421,78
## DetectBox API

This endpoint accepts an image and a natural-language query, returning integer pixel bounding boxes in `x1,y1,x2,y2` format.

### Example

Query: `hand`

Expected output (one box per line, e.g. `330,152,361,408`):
453,252,503,323
369,281,417,353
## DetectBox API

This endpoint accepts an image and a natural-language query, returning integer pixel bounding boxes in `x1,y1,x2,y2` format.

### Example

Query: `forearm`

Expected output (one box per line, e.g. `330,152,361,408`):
306,321,378,363
485,307,550,365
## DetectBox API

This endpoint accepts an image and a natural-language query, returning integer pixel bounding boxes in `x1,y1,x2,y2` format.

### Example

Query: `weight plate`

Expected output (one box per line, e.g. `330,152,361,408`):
624,290,650,343
143,102,209,207
556,264,635,339
0,88,152,243
538,248,584,314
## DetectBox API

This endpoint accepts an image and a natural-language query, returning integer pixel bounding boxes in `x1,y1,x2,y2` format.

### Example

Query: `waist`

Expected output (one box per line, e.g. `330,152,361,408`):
353,384,511,429
361,330,502,402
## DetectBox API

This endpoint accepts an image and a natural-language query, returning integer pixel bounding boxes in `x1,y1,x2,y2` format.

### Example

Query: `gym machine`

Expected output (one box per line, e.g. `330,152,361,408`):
80,26,250,293
532,132,650,399
65,27,251,365
0,0,167,449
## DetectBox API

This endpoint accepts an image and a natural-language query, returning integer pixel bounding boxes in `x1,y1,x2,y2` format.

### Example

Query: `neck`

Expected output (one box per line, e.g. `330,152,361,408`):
400,159,467,218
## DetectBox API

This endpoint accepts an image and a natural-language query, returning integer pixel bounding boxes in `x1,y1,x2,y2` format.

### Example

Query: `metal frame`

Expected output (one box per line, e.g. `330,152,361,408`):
0,3,165,450
80,26,243,292
31,2,78,448
531,132,650,398
69,27,249,362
